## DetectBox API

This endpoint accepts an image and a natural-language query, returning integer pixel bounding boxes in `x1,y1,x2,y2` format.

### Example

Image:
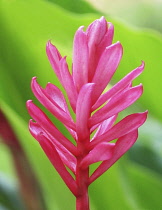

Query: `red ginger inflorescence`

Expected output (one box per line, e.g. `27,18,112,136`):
27,17,148,210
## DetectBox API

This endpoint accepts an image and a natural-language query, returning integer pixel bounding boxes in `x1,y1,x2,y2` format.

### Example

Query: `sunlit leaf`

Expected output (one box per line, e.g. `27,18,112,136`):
47,0,99,14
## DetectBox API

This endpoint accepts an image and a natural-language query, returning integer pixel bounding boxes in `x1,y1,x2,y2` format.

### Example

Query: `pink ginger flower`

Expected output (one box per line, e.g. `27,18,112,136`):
27,17,147,210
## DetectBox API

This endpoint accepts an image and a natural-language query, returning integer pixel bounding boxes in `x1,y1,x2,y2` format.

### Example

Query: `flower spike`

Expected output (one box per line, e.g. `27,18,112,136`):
27,17,147,210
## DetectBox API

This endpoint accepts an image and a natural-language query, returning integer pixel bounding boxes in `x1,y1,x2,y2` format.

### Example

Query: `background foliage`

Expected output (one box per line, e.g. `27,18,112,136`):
0,0,162,209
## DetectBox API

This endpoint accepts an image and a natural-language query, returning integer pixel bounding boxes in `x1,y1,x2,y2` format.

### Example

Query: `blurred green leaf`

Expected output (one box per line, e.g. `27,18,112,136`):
47,0,99,14
89,157,162,210
0,173,25,210
0,144,15,178
0,0,162,209
128,117,162,175
89,164,140,210
123,161,162,209
89,0,162,32
117,2,162,33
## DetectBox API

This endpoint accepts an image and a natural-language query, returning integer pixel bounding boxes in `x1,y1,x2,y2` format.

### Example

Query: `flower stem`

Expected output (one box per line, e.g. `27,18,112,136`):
76,141,89,210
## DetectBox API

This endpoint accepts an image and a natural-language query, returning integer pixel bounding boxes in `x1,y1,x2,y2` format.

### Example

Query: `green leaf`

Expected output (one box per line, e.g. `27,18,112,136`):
89,157,162,210
0,173,25,210
1,0,162,209
128,116,162,174
116,2,162,33
123,161,162,209
46,0,99,14
89,164,140,210
0,144,16,178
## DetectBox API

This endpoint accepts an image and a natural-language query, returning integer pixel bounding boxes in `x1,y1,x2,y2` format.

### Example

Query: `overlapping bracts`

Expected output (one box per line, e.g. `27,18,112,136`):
27,17,147,196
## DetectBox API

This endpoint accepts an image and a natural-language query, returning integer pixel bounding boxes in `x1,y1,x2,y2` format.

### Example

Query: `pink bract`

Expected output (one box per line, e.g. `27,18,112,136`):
27,17,147,210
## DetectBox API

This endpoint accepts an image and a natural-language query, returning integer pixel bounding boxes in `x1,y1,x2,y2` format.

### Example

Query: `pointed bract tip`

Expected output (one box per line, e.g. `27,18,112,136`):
140,110,148,122
46,40,58,53
99,16,106,23
77,25,84,32
31,77,38,90
29,119,35,130
100,16,105,20
137,83,143,89
29,120,43,140
63,55,67,60
139,110,148,115
107,22,114,27
29,119,33,124
26,100,35,111
32,76,37,83
26,99,32,106
133,83,143,95
141,60,145,69
46,40,52,48
105,41,123,52
75,26,86,37
82,82,95,91
60,56,67,66
116,41,122,46
106,41,121,48
144,110,148,115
